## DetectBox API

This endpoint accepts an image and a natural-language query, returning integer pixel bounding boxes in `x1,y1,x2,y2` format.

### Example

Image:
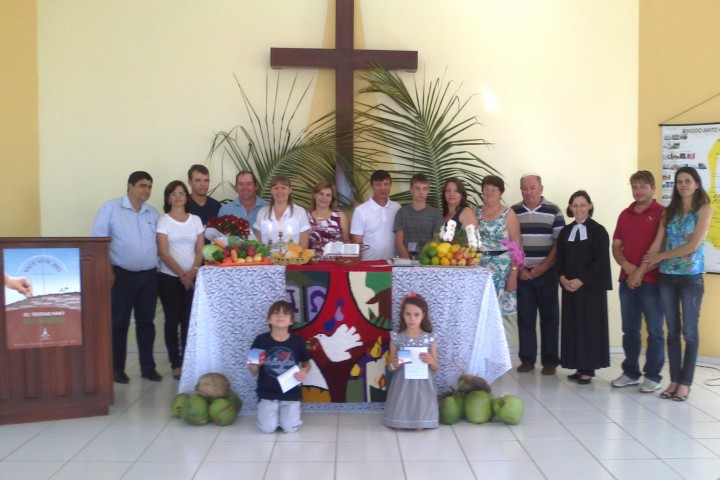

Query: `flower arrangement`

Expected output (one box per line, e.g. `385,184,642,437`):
501,238,526,267
206,215,250,239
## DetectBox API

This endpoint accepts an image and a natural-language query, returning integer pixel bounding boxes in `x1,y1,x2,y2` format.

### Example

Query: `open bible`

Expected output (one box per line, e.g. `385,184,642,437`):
322,242,360,257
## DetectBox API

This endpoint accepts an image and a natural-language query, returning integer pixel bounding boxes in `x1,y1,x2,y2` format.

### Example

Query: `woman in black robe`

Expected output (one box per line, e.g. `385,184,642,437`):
557,190,612,385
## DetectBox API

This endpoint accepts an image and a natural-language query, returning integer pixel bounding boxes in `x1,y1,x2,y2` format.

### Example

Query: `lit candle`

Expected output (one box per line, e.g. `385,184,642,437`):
287,225,293,238
267,222,273,239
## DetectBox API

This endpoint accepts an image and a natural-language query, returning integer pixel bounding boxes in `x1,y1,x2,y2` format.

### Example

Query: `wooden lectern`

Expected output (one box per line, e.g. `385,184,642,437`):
0,237,113,424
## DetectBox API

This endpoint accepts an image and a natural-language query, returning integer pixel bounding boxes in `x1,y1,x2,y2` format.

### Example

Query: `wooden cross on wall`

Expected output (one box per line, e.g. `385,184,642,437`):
271,0,418,197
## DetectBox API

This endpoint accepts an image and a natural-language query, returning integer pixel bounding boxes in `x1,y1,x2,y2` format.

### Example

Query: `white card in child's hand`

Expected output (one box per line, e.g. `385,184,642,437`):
277,365,301,393
403,347,429,380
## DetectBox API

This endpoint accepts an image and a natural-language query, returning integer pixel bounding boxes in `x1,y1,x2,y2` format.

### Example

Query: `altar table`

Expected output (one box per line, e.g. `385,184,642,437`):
179,262,510,411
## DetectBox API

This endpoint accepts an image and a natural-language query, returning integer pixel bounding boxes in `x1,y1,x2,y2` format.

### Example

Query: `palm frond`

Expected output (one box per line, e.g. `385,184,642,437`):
208,73,371,207
356,67,499,209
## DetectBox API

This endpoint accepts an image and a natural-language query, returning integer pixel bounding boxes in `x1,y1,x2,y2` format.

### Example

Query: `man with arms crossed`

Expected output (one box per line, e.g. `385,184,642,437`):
512,174,565,375
186,164,221,227
218,171,269,240
611,171,664,392
351,170,401,260
92,171,161,384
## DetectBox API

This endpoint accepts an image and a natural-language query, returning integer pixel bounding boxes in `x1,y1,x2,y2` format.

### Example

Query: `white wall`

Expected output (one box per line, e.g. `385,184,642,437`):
38,0,638,346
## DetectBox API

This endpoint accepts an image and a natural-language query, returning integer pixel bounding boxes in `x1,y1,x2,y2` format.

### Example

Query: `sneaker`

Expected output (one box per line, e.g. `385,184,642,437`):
639,377,661,393
611,373,640,388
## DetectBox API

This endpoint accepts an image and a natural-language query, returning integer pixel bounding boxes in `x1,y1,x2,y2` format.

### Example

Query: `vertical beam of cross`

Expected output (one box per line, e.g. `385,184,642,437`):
270,0,418,199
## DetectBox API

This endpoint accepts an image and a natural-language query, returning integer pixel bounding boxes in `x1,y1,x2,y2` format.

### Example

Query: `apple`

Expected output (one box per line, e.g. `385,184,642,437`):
467,258,475,266
450,259,458,266
253,254,263,262
458,258,467,266
454,251,463,260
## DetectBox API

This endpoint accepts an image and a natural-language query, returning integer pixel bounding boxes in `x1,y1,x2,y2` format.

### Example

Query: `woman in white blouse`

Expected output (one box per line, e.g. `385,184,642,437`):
157,181,204,380
252,176,310,248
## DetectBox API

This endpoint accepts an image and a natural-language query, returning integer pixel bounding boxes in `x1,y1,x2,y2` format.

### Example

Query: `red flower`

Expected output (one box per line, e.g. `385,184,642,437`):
206,215,250,239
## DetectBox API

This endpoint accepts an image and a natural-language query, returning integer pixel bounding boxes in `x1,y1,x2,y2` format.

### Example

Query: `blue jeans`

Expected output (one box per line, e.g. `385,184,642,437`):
659,273,703,386
517,269,560,366
619,282,665,383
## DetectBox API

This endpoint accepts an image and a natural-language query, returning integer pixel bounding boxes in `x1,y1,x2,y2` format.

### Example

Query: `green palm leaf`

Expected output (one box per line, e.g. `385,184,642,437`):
208,73,371,207
356,67,499,208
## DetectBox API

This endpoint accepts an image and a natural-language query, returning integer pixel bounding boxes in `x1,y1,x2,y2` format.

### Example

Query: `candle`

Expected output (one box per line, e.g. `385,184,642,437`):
267,222,273,239
287,225,293,238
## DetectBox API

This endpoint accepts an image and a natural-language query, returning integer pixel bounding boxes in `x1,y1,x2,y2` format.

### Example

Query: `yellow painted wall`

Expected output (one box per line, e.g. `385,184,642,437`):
639,0,720,358
0,1,39,237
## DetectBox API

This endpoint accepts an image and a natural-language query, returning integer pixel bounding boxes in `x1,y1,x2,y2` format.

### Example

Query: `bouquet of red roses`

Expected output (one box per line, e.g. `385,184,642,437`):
206,215,250,239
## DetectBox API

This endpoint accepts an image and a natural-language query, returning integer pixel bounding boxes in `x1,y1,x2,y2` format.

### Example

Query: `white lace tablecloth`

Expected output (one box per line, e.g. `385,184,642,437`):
179,265,286,404
392,266,511,394
179,264,510,409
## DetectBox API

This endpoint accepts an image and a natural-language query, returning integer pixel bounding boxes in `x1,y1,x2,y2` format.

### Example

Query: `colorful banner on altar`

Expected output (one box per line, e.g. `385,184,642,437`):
4,248,83,349
286,267,392,403
661,124,720,273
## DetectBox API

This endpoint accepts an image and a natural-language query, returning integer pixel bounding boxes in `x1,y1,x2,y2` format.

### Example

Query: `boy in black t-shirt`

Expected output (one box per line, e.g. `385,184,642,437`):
248,301,311,433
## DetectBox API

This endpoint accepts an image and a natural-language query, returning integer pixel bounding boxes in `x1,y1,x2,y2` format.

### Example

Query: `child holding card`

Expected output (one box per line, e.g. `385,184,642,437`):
383,293,439,430
248,300,311,433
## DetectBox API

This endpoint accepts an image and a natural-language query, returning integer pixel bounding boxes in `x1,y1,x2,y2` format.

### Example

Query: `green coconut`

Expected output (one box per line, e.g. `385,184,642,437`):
225,390,243,412
182,394,209,426
209,398,238,426
171,393,190,418
464,390,493,424
439,395,462,425
493,394,524,425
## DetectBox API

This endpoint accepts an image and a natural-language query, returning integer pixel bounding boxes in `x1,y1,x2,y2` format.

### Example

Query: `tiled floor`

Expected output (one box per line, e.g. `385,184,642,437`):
1,354,719,480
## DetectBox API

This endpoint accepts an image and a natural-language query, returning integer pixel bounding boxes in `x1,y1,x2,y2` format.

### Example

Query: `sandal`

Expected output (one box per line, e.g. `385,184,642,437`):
672,386,690,402
567,372,582,381
659,382,678,399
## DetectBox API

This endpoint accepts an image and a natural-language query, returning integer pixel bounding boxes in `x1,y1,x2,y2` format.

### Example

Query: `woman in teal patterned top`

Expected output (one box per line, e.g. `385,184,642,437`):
477,176,521,324
644,167,712,402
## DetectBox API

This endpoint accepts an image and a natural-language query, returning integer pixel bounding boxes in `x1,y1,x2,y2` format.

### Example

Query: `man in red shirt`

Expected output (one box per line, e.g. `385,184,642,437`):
611,171,665,393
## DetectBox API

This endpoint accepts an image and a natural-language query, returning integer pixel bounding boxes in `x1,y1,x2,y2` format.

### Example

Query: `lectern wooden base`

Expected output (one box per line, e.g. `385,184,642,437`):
0,238,113,425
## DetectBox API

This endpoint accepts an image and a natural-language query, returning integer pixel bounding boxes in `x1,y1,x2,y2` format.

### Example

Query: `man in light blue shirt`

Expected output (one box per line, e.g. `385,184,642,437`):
218,171,268,239
92,171,161,384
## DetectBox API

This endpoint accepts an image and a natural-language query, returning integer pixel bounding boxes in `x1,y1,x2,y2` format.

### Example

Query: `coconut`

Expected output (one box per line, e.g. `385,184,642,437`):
195,372,230,399
209,398,238,426
171,393,189,418
182,394,209,426
464,390,493,424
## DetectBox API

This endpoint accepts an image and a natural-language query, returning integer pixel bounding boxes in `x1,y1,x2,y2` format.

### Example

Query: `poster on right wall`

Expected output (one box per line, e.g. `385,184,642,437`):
661,123,720,274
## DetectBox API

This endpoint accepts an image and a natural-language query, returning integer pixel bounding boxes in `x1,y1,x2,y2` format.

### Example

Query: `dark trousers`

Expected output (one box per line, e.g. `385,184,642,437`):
111,267,158,373
517,269,560,366
158,272,194,369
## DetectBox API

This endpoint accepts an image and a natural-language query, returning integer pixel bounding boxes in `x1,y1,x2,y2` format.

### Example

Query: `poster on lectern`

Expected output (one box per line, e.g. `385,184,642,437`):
661,123,720,274
3,248,83,349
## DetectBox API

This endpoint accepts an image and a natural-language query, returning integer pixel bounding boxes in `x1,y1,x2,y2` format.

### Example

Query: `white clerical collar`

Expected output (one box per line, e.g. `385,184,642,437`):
568,222,587,242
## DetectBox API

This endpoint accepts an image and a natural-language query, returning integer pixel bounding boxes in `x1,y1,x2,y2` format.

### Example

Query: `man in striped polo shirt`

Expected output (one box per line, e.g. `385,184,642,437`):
512,174,566,375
